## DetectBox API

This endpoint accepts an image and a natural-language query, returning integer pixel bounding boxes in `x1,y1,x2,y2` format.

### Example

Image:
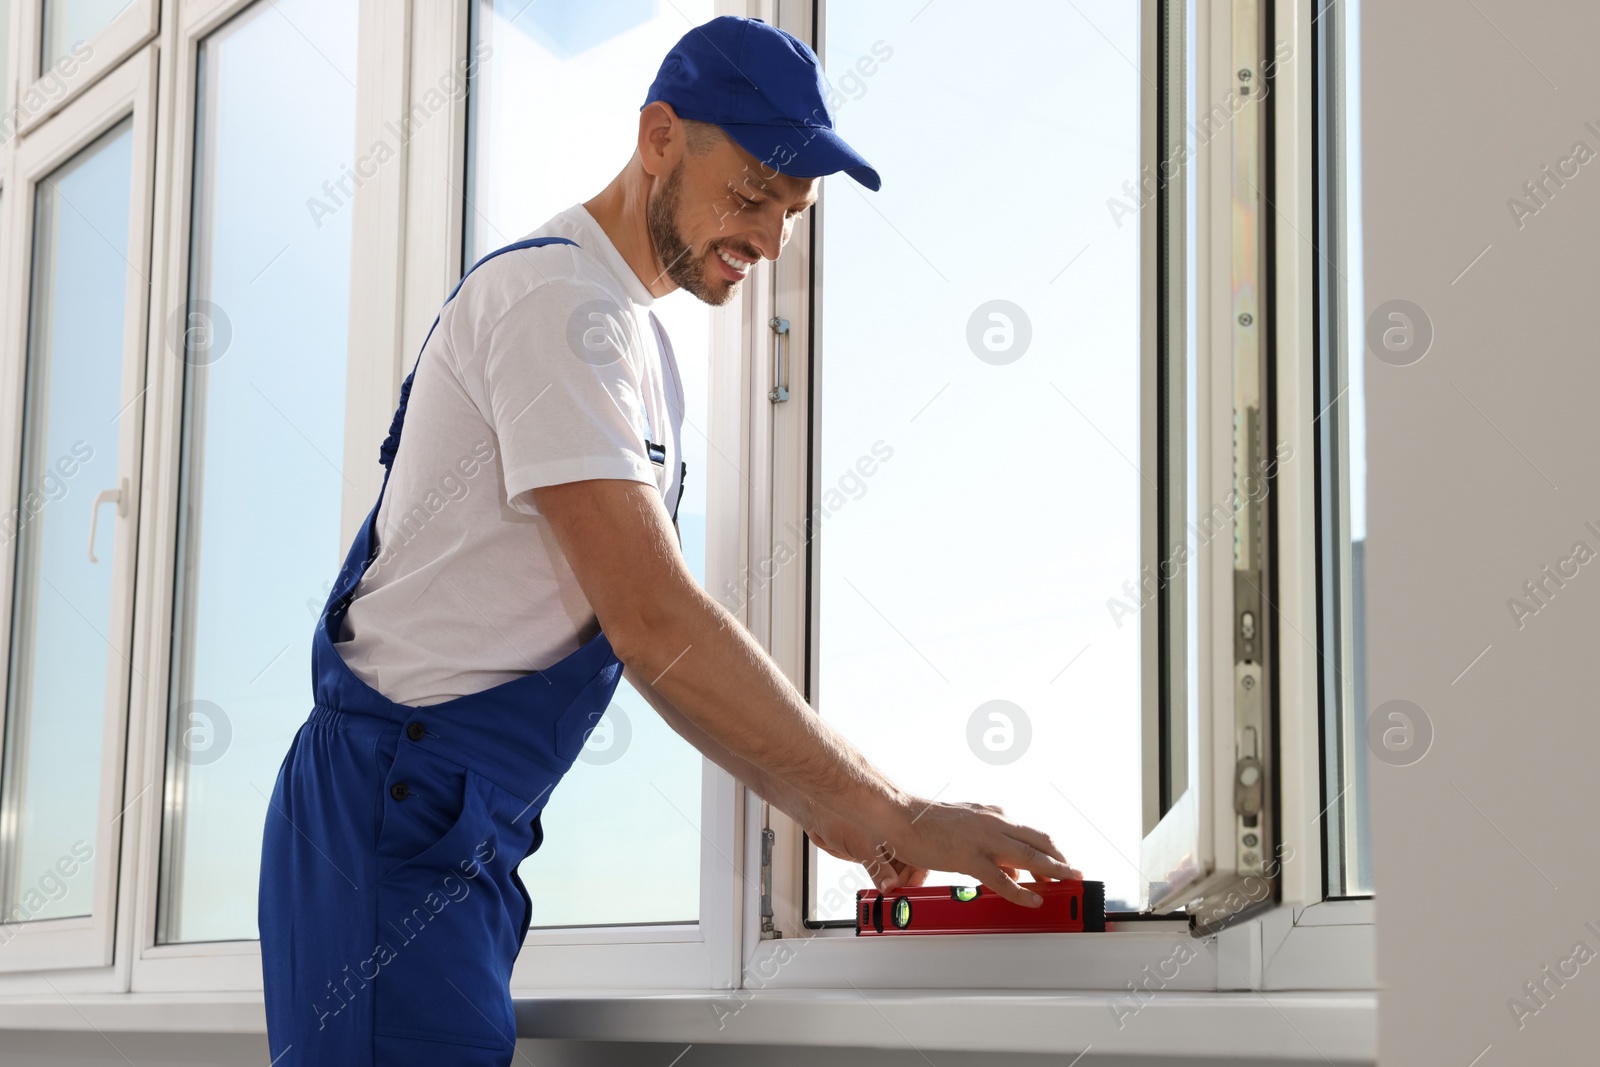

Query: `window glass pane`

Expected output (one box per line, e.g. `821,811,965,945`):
467,0,712,927
2,117,133,923
1336,0,1372,896
809,0,1142,919
159,0,358,944
40,0,133,71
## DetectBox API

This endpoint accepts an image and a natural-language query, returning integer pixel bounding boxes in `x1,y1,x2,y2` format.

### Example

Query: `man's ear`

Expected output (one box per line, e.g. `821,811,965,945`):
638,100,679,179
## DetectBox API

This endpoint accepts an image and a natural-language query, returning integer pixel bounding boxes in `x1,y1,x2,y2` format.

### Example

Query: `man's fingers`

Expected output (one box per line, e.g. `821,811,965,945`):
999,821,1069,864
995,822,1085,879
1001,838,1082,882
896,862,931,889
973,861,1041,907
1027,864,1085,881
871,864,902,891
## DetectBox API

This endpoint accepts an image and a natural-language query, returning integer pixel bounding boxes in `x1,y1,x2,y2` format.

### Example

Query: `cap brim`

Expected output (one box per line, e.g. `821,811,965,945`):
718,121,882,191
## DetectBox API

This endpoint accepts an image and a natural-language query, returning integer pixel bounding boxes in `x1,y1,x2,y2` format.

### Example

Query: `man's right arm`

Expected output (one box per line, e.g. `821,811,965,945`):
531,477,1082,905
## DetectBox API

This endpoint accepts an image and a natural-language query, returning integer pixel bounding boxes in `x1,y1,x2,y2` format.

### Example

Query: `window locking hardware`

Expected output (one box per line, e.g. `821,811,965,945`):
768,316,791,403
1234,756,1263,817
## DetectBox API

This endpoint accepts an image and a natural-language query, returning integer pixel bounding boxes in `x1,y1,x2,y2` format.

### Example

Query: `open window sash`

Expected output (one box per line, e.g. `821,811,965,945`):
1140,0,1282,935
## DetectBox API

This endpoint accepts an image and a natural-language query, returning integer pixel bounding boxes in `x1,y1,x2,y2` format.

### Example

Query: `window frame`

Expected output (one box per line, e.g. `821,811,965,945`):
2,0,20,153
1311,0,1370,902
0,41,156,980
1269,0,1330,915
12,0,158,136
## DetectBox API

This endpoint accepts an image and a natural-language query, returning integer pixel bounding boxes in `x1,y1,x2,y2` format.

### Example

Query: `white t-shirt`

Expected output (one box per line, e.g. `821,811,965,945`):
336,203,686,707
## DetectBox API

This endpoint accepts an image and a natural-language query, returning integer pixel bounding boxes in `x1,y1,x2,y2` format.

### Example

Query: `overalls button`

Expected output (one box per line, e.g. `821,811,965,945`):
406,721,425,741
390,782,409,801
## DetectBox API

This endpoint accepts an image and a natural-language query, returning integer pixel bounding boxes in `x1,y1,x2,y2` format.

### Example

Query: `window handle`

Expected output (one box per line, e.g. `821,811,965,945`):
768,316,790,403
88,478,128,564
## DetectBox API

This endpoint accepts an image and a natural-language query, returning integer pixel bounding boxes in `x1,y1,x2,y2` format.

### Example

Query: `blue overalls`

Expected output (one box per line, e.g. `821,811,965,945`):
258,235,680,1064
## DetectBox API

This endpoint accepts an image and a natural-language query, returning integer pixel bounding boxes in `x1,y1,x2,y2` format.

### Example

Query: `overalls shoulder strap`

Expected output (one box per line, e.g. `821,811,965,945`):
377,235,579,473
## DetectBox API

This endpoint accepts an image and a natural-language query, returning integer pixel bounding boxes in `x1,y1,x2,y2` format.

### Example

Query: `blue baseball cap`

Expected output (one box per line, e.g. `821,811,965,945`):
642,15,882,192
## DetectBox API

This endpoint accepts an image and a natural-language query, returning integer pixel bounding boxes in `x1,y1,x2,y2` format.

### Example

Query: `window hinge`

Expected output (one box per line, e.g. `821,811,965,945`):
759,825,782,939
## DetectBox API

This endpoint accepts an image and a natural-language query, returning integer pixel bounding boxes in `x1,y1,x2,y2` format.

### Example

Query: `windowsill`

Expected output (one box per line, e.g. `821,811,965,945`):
0,987,1375,1061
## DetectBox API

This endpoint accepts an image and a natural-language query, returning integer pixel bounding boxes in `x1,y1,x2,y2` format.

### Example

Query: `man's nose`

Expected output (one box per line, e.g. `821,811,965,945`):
747,214,787,262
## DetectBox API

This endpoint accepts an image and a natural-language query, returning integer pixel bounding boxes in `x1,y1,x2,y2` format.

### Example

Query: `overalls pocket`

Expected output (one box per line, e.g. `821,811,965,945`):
374,741,473,875
372,770,518,1052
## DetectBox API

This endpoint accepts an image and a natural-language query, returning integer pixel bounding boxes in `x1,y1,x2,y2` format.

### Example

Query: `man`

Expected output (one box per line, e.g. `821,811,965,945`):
259,15,1081,1066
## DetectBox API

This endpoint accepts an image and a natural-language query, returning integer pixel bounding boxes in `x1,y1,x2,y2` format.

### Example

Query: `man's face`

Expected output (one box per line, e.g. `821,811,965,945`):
646,132,818,306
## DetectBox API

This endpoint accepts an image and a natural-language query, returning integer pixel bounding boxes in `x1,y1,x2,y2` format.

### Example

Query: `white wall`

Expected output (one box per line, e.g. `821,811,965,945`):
1362,2,1600,1064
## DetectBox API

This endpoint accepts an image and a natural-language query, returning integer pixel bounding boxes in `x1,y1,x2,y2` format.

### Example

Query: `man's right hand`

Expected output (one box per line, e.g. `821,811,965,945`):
874,798,1086,906
817,796,1085,906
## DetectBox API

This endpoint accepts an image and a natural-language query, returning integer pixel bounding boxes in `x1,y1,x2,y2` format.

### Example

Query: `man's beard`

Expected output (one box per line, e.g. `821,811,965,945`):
647,160,736,306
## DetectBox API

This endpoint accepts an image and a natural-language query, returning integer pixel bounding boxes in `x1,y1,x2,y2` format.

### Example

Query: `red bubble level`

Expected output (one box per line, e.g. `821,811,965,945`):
856,879,1106,935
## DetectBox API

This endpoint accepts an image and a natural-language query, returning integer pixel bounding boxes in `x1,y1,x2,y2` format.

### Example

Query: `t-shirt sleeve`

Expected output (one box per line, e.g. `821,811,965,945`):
466,279,658,516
